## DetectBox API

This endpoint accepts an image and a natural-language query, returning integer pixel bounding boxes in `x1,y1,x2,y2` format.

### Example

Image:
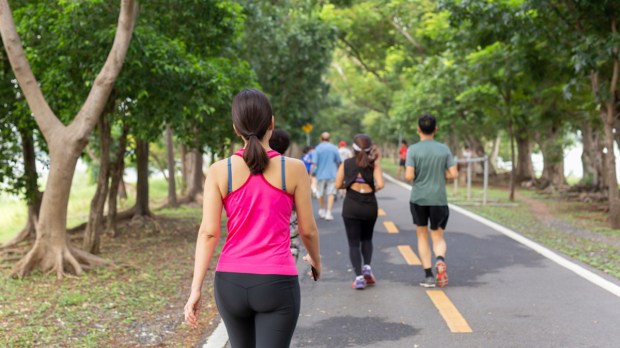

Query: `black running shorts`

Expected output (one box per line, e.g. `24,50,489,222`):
410,203,449,230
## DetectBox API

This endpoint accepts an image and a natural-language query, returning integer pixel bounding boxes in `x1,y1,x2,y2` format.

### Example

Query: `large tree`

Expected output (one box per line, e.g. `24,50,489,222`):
526,0,620,227
0,0,138,278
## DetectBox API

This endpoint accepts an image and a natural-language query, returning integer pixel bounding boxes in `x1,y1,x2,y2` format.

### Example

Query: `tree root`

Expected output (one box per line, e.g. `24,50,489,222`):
11,240,109,280
176,193,203,206
68,206,137,235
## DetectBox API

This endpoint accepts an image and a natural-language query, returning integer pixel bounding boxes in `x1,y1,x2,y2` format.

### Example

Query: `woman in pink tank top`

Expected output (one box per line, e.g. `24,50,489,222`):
184,89,321,348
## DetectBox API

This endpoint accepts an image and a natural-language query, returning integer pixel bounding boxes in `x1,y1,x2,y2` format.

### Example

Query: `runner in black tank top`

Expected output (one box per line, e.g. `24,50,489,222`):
335,134,385,290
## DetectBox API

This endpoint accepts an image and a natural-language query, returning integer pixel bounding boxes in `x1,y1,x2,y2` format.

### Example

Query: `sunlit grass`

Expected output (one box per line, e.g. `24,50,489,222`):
0,172,171,244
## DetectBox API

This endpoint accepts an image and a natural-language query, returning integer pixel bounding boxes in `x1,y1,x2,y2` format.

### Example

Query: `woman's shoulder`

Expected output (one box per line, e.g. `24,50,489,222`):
284,156,305,170
208,158,230,173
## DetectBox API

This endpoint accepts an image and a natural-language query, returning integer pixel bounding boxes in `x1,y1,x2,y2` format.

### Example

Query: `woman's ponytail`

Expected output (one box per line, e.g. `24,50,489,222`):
243,134,269,174
232,89,273,174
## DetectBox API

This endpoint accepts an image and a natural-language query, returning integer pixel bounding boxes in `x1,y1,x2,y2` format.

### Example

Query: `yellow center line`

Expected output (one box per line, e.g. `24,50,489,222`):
383,221,399,233
378,208,386,216
397,245,421,265
426,290,473,333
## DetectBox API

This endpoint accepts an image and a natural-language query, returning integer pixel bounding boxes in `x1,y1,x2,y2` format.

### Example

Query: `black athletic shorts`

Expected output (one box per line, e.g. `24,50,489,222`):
399,159,406,166
409,203,449,230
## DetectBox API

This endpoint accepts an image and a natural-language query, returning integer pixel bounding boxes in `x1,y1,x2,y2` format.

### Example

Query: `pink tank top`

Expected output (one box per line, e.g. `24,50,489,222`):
216,149,297,275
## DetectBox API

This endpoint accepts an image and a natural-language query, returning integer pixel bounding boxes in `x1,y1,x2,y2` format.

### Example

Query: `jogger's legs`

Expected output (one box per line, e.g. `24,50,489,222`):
343,217,363,275
327,194,335,212
430,227,446,259
416,225,432,269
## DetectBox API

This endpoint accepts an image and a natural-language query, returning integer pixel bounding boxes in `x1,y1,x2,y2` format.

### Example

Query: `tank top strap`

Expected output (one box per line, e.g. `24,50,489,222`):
227,157,232,194
281,155,286,191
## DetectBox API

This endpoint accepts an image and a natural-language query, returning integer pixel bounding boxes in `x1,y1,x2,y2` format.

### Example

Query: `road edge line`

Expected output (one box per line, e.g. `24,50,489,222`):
384,173,620,299
203,319,228,348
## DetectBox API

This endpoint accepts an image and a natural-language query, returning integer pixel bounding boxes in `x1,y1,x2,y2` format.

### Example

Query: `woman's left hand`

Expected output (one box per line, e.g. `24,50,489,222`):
184,291,202,328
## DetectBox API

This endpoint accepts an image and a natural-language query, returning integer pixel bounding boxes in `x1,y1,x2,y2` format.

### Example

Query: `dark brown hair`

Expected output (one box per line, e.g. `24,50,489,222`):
232,89,273,174
269,129,290,155
352,134,378,169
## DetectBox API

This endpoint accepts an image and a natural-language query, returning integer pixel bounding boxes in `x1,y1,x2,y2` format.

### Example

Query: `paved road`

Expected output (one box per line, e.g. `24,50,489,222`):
291,179,620,347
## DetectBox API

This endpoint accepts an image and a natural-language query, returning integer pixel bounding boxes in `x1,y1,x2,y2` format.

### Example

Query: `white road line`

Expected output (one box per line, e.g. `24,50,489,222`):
384,173,620,299
203,320,228,348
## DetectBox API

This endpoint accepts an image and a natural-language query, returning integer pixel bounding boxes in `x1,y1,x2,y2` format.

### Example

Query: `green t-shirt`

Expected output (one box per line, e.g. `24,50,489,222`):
405,139,455,205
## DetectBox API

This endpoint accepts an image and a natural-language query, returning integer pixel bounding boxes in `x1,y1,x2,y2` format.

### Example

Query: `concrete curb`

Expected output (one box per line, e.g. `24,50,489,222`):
202,319,228,348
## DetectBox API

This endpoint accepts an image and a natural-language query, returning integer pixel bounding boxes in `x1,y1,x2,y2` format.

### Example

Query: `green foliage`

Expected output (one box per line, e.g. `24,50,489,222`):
239,0,335,137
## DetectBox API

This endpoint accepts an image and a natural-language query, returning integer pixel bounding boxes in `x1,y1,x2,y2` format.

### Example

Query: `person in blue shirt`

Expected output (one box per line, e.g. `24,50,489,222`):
301,146,314,174
301,146,318,197
311,132,341,221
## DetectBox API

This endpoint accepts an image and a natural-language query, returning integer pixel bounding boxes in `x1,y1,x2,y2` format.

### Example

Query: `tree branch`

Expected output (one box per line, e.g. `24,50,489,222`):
0,0,63,141
339,37,386,83
390,18,425,57
68,0,138,142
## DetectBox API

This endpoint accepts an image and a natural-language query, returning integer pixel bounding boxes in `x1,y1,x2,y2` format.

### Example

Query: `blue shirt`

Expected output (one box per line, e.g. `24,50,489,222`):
312,142,341,180
302,153,313,173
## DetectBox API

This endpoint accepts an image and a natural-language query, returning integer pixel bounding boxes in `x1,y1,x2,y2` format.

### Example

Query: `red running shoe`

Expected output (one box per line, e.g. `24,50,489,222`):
362,265,376,285
435,260,448,288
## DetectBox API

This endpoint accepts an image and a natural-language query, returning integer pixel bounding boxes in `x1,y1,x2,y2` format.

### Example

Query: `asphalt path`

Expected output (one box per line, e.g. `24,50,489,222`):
290,179,620,348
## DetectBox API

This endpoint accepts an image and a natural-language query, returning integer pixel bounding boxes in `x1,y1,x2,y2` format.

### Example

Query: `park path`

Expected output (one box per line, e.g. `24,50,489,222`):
202,177,620,347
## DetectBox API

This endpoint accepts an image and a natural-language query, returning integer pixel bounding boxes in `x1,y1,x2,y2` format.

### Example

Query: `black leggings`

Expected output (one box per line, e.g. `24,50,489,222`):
214,272,300,348
343,217,377,276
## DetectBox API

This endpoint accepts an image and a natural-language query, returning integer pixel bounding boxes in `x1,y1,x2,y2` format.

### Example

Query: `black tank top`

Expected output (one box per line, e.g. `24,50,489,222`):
343,158,375,192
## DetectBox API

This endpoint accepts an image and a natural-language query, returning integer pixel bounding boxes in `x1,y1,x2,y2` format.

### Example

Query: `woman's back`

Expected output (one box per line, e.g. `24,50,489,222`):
216,149,297,275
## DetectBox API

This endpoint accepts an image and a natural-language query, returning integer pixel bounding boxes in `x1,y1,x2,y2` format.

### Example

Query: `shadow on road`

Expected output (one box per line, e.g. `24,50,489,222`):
294,315,418,347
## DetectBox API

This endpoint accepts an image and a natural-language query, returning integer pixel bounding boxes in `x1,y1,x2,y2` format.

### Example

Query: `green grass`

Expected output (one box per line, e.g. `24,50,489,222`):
0,195,27,243
0,173,171,244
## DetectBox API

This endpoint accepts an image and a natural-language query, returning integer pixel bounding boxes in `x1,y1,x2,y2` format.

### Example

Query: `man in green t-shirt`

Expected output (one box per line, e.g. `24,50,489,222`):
405,114,458,288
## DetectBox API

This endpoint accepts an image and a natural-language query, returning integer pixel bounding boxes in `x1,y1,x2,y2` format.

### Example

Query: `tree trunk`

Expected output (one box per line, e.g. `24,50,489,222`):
603,113,620,228
12,146,107,278
166,124,177,207
0,0,138,278
594,16,620,228
489,134,501,174
508,118,516,201
83,115,112,253
134,139,152,217
515,125,535,183
1,127,41,248
180,148,204,203
181,145,188,194
581,119,605,189
465,135,496,175
538,124,566,189
106,124,129,236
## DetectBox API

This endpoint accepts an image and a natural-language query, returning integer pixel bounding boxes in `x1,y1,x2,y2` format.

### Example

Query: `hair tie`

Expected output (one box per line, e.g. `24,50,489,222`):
246,133,256,138
352,143,371,153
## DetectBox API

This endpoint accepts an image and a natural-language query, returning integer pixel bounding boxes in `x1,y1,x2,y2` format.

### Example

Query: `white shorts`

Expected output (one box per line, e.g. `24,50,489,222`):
316,179,337,197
